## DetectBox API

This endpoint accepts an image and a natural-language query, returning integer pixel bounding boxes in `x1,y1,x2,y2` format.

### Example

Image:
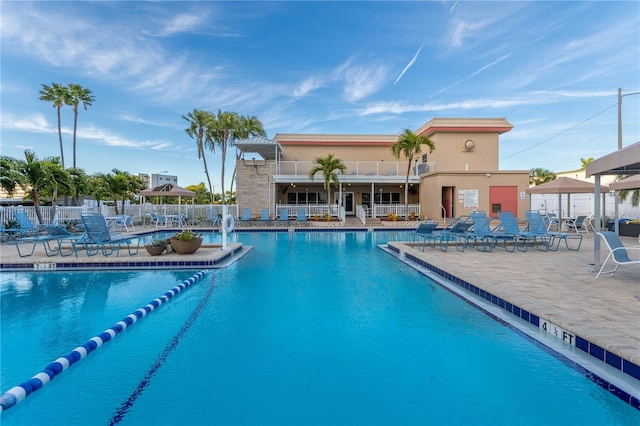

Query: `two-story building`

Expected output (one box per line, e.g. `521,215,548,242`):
234,117,530,222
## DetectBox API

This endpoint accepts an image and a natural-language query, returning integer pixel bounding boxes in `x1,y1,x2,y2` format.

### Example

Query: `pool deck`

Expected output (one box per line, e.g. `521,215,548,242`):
1,223,639,403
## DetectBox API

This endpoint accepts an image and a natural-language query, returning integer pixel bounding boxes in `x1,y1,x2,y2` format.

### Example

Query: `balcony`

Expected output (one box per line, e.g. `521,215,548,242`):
275,161,435,182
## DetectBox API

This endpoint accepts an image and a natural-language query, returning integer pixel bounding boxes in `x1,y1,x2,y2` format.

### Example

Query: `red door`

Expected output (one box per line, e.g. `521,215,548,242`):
489,186,517,218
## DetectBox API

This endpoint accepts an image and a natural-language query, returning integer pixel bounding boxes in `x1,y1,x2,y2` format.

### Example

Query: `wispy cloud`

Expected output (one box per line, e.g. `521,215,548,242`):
432,53,512,96
157,12,209,36
334,58,390,102
394,44,424,85
293,77,324,98
359,89,615,116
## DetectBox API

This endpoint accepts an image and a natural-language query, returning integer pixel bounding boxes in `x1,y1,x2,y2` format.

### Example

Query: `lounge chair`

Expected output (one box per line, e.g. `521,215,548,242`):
412,221,438,252
595,231,640,279
465,211,517,252
296,208,307,225
5,210,41,238
238,208,252,222
525,210,582,251
146,212,159,227
205,209,221,227
497,211,550,252
544,213,561,231
74,213,139,257
565,215,589,233
431,216,473,252
14,225,84,257
258,209,271,223
277,208,290,225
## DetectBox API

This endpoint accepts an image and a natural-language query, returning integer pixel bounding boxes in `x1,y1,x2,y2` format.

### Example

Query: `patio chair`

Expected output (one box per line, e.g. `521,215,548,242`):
5,210,41,238
565,215,589,233
431,215,473,252
595,231,640,279
155,214,168,228
114,215,135,232
277,208,290,226
545,213,561,231
74,213,140,257
412,221,438,252
238,208,252,222
146,212,159,227
13,225,84,257
465,211,517,252
205,209,221,227
525,210,583,251
259,209,271,222
497,211,550,252
296,208,307,225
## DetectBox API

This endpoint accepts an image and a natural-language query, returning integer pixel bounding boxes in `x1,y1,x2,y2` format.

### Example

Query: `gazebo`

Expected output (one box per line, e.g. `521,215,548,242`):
139,184,196,217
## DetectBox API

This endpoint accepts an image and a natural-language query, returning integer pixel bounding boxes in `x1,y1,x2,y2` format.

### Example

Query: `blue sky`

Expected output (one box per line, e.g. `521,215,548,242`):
1,1,639,190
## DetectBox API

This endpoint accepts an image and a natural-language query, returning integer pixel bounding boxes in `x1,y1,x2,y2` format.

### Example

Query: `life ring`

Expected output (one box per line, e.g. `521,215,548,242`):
223,214,235,233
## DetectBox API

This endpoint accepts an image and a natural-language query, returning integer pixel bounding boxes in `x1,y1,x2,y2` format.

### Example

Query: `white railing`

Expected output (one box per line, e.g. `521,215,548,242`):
356,205,367,225
0,204,240,227
373,204,420,218
275,204,340,219
276,161,435,178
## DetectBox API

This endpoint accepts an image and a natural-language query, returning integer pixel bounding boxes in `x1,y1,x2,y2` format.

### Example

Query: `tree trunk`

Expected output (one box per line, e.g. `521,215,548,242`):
405,158,412,219
57,107,65,169
72,106,78,169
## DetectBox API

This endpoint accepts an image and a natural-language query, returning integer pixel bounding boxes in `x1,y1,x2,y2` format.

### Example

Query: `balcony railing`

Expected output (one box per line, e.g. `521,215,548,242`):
276,161,435,178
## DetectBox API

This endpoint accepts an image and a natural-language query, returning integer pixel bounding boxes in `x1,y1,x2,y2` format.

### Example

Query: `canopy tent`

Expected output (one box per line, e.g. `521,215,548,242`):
526,177,609,218
609,174,640,191
139,184,196,216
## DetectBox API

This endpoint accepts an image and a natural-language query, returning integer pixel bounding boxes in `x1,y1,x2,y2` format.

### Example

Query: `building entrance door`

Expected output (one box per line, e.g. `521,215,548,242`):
336,192,354,216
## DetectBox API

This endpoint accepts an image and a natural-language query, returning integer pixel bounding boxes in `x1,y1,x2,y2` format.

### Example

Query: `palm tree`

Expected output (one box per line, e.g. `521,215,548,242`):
617,175,639,207
529,168,556,186
183,109,216,204
208,110,238,204
308,153,347,207
39,83,69,168
9,150,68,224
580,157,594,170
229,114,266,194
391,128,435,219
66,84,95,169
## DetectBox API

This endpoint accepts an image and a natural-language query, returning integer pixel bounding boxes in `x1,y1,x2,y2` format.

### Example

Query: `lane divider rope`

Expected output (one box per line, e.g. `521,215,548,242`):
0,270,210,412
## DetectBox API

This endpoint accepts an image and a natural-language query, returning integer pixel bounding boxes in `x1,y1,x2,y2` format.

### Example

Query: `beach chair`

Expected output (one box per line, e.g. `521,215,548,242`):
595,231,640,279
565,215,589,233
14,225,84,257
238,208,252,222
465,211,516,252
412,221,438,252
497,211,550,252
544,213,561,231
205,209,221,227
431,216,473,252
6,210,41,238
74,213,139,257
525,210,582,251
296,208,307,225
277,208,290,226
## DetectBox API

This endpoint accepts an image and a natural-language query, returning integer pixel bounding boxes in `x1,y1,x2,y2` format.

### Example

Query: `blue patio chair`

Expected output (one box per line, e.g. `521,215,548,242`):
544,213,561,231
146,212,159,227
259,209,270,221
277,208,290,225
155,214,168,228
412,221,438,252
74,213,140,257
296,208,307,225
431,216,473,252
5,210,41,238
114,215,135,232
205,209,221,227
238,208,252,221
497,211,550,252
14,225,84,257
525,210,582,251
465,211,517,252
595,231,640,279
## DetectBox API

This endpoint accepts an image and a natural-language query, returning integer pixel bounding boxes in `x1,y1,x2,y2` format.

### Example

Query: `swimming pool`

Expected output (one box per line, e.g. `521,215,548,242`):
1,231,638,425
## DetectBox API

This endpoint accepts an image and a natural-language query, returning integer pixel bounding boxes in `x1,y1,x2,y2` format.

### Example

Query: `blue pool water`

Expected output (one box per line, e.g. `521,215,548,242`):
1,231,638,425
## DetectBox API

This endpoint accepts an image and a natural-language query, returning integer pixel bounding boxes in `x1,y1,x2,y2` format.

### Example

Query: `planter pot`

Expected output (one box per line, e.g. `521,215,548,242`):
169,237,203,255
145,245,166,256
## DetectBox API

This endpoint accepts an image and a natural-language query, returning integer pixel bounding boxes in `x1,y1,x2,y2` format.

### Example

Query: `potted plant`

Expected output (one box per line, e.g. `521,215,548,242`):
169,230,203,254
145,238,167,256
